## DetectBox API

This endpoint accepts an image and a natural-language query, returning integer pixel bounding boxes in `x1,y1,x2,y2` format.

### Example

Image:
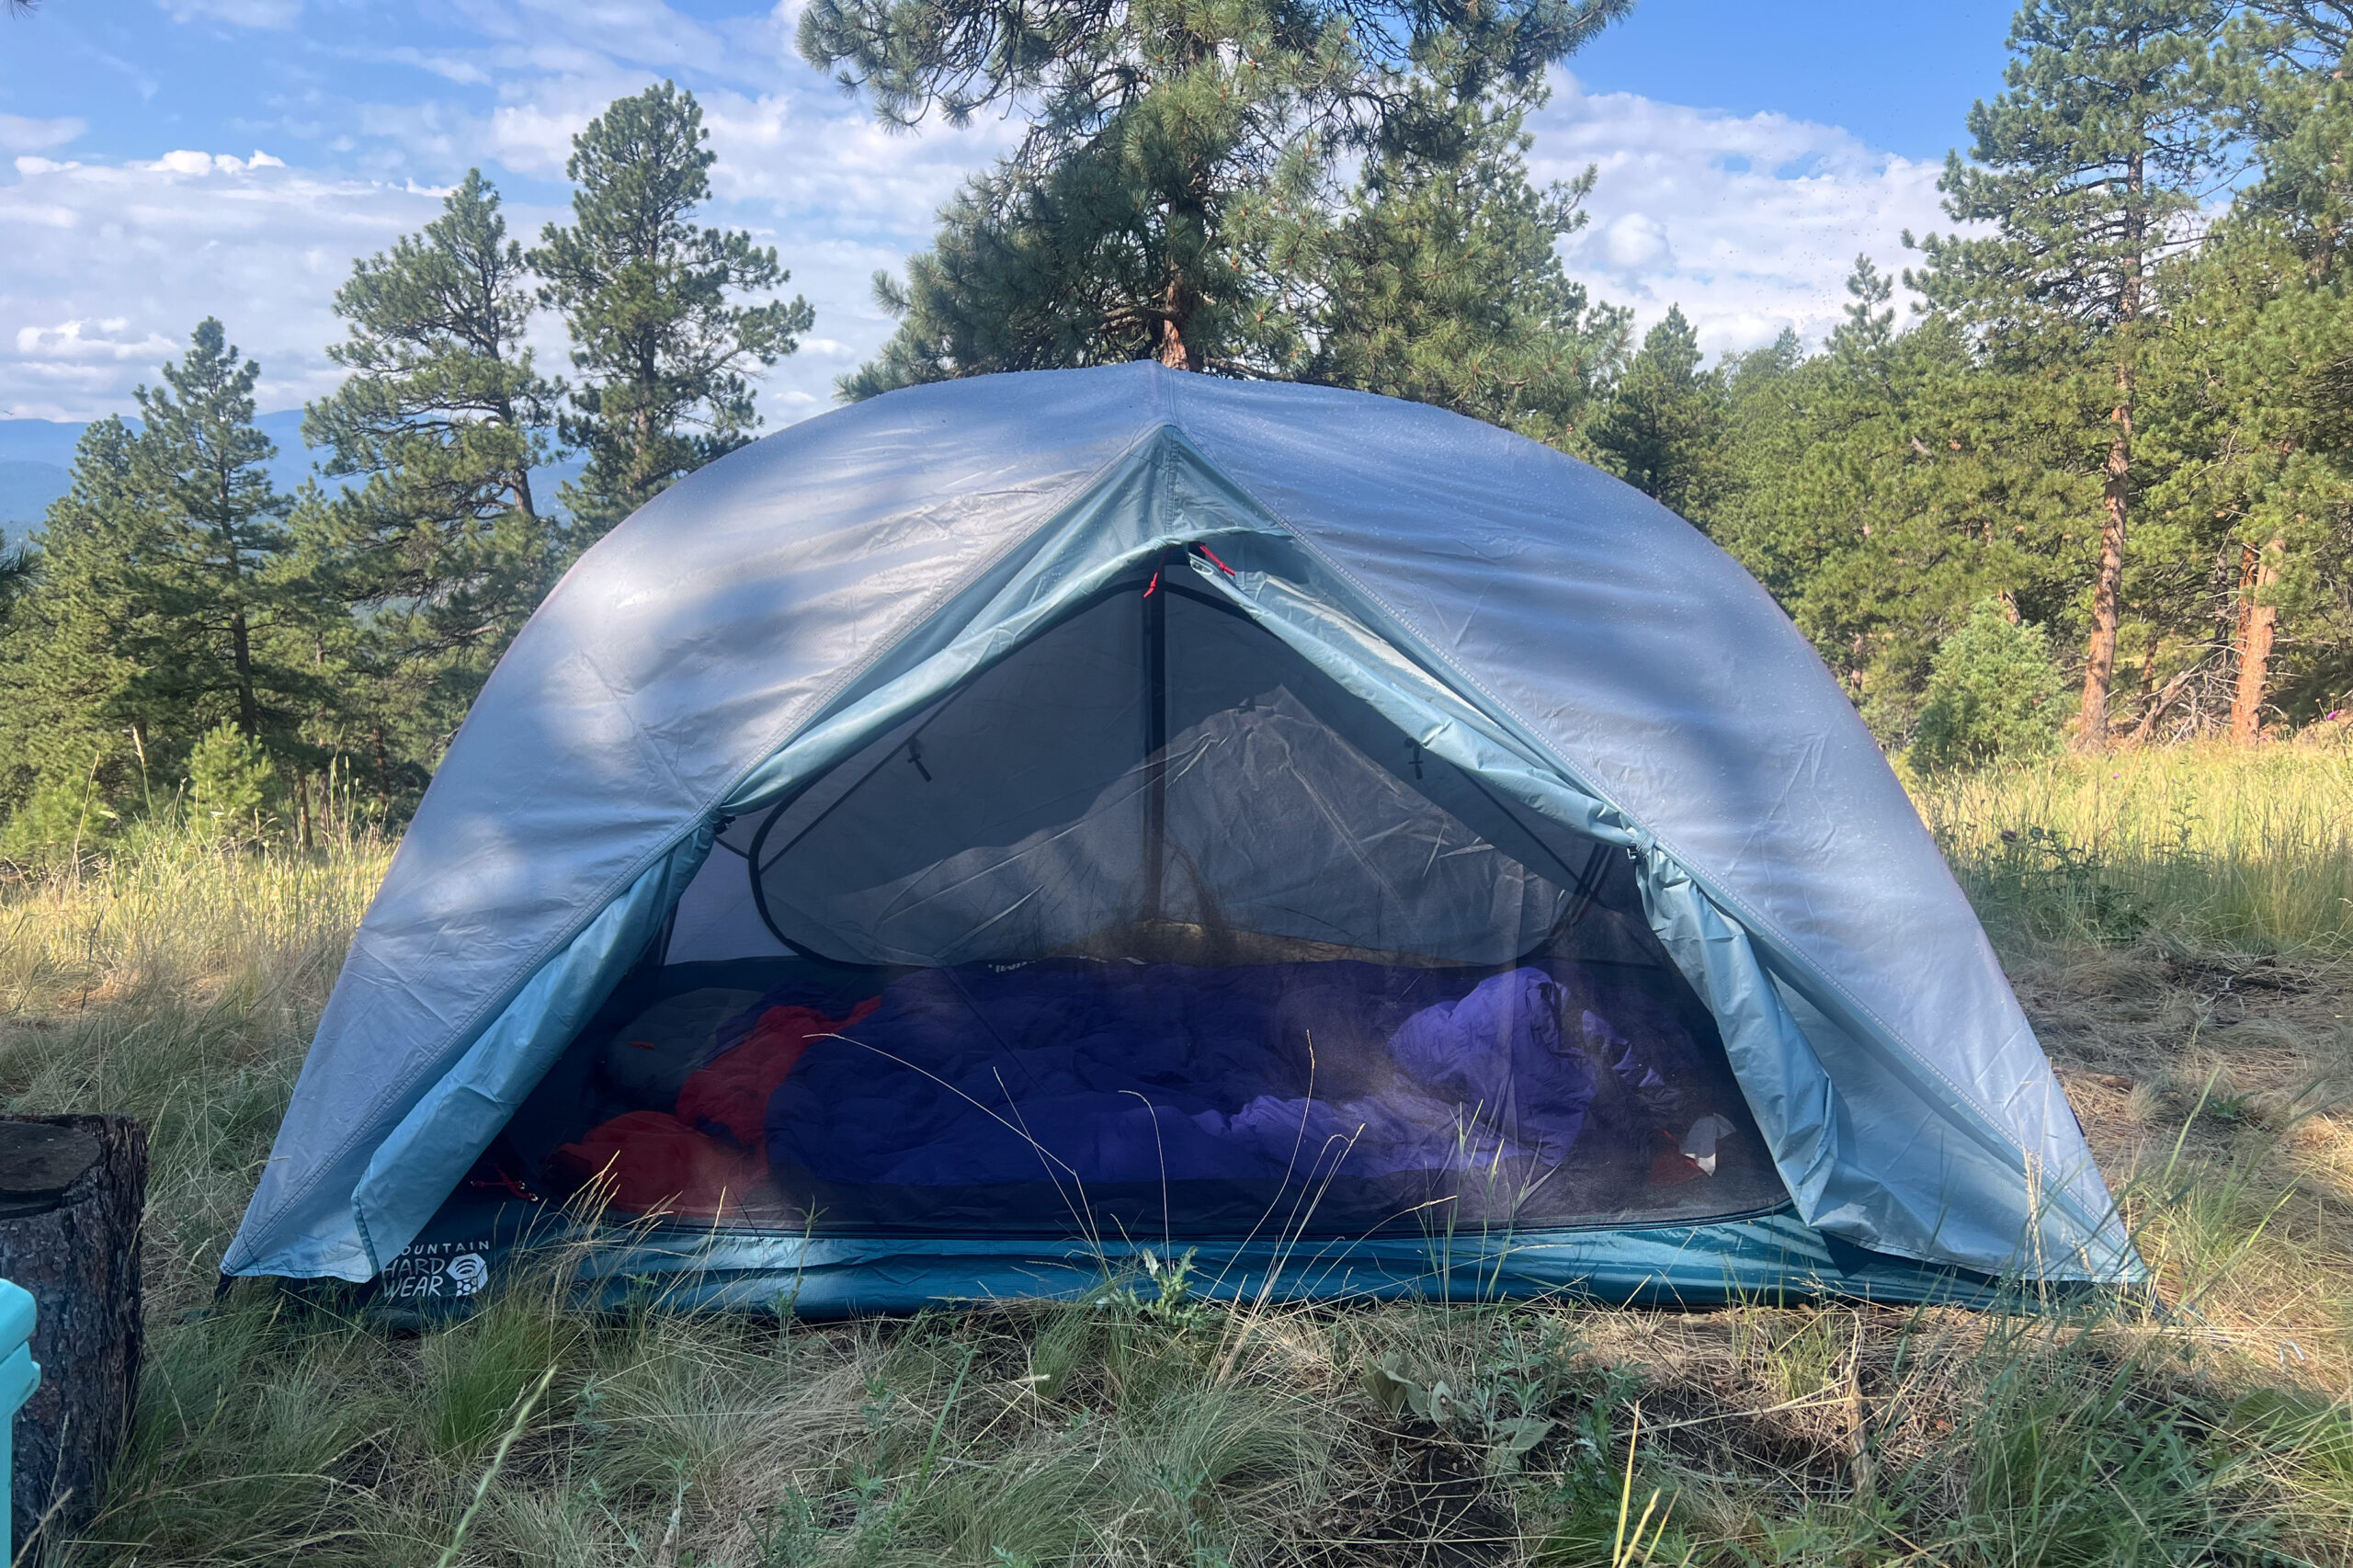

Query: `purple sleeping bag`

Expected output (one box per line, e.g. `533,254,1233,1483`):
763,962,1613,1189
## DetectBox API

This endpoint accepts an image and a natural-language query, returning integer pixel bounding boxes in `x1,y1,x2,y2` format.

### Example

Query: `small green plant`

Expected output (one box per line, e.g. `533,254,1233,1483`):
0,760,118,867
1953,1345,2266,1568
418,1293,574,1459
1365,1311,1591,1474
184,721,277,839
1988,824,2149,944
1096,1245,1216,1335
1539,1401,1690,1566
1910,598,2067,775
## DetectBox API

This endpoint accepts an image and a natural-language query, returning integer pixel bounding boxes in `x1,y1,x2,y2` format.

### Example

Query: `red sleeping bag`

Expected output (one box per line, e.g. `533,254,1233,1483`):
678,997,881,1145
551,995,879,1216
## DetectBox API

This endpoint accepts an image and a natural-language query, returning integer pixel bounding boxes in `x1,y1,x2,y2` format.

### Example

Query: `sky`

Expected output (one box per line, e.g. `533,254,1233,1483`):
0,0,2022,426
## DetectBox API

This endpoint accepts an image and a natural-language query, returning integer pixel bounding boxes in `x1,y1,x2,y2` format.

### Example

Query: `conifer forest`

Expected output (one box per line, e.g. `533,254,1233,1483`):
3,0,2348,851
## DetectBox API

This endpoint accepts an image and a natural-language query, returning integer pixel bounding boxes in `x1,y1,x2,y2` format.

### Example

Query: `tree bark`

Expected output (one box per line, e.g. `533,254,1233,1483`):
2229,537,2281,745
2076,411,2130,749
1154,269,1201,370
229,605,259,739
2076,149,2143,753
0,1115,146,1553
371,722,392,816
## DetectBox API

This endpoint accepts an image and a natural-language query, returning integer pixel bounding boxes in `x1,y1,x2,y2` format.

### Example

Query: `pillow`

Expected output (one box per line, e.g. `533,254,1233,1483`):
597,989,763,1108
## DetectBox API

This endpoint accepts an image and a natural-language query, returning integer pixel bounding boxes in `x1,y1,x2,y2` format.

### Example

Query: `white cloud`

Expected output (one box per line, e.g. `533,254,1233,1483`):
15,319,181,361
0,28,1953,427
0,115,85,154
0,153,445,418
1533,74,1952,358
1600,212,1673,270
159,0,306,28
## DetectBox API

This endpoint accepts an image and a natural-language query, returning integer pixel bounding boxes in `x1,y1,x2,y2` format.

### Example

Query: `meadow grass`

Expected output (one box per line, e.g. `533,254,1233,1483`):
1,746,2351,1563
1920,735,2353,953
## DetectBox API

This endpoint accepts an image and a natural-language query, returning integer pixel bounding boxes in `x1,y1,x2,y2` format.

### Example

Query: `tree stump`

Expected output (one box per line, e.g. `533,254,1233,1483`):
0,1115,146,1552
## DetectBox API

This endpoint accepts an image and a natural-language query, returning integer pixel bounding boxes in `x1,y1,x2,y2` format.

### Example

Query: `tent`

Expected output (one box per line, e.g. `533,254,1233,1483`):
224,363,2139,1313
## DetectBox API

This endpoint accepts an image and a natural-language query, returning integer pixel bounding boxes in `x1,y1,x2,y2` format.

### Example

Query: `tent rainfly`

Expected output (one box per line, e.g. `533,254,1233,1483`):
224,363,2139,1313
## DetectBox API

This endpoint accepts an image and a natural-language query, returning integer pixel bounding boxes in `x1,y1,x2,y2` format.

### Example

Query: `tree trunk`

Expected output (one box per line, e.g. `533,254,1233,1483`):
370,723,392,816
1154,273,1200,370
1156,318,1194,369
1154,215,1203,370
2076,415,2130,749
2075,149,2144,753
229,605,259,739
2229,537,2281,745
0,1116,146,1553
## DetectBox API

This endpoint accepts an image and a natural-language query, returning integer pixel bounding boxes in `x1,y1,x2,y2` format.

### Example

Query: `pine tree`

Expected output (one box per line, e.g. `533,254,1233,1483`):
122,321,311,751
1586,305,1721,515
0,418,150,807
2147,228,2353,737
2216,1,2353,267
1911,597,2070,772
2188,4,2353,735
301,171,560,787
1302,88,1631,444
808,0,1630,384
1,328,315,812
1699,258,2096,741
1908,0,2229,748
531,83,813,541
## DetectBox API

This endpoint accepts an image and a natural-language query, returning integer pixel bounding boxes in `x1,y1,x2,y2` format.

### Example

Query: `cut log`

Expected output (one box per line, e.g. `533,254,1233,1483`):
0,1115,146,1552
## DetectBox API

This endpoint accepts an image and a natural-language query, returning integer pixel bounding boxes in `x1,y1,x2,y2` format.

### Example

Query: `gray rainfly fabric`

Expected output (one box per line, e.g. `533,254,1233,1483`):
224,361,2138,1289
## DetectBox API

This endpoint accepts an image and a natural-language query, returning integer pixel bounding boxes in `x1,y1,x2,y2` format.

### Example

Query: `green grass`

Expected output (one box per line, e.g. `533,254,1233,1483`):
3,748,2353,1564
1918,739,2353,953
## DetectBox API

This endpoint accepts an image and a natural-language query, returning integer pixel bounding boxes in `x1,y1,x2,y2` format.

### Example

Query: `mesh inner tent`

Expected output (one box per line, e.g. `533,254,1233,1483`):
505,564,1790,1241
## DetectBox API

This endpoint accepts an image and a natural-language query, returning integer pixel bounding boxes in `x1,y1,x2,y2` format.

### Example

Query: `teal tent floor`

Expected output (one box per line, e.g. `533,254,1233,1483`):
335,1191,2034,1323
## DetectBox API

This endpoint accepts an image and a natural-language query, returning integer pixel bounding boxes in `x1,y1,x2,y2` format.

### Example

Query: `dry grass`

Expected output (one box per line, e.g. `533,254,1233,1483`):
2,748,2351,1564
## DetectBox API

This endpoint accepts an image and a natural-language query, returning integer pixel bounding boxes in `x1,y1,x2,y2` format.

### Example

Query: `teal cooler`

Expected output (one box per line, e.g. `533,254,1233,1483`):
0,1281,38,1564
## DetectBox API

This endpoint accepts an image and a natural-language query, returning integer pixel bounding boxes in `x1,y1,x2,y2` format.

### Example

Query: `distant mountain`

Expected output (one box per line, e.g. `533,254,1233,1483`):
0,461,68,550
0,412,583,548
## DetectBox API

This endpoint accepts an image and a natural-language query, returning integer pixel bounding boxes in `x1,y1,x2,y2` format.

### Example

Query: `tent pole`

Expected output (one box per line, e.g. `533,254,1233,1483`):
1143,552,1169,922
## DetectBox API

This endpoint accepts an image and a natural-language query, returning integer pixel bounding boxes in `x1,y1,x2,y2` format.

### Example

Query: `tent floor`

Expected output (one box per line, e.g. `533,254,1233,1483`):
324,1188,2031,1321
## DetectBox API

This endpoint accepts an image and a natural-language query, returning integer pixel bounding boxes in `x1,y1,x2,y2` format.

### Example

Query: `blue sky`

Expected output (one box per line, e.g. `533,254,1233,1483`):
0,0,2024,425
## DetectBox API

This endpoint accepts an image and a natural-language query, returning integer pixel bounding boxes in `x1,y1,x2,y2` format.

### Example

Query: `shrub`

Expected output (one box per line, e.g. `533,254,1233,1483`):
183,722,277,838
1911,599,2067,774
0,762,118,867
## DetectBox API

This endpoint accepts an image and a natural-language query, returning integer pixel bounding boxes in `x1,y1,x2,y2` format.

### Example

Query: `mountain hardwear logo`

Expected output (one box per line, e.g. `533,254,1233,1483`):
381,1240,493,1301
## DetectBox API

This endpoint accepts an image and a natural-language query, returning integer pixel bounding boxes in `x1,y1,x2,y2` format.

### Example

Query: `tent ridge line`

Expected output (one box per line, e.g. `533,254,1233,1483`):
1159,426,2079,1238
238,409,1187,1272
